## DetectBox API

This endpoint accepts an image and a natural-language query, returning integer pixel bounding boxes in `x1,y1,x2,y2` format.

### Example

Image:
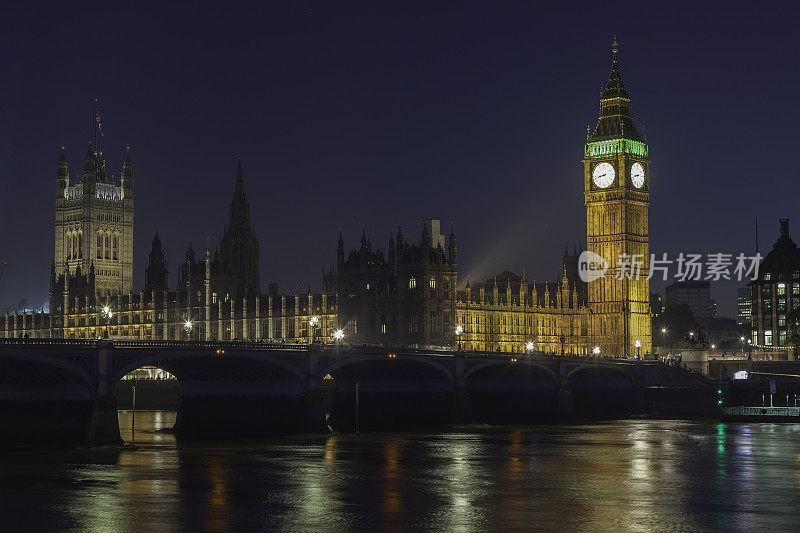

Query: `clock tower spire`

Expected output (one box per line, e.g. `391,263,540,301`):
583,37,651,358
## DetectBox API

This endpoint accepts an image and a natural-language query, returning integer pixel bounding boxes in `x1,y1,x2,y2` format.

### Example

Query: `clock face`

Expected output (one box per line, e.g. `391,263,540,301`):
592,162,615,188
631,162,645,188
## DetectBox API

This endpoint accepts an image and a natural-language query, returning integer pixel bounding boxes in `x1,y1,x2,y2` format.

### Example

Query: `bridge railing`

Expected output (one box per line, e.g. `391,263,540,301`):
0,338,669,367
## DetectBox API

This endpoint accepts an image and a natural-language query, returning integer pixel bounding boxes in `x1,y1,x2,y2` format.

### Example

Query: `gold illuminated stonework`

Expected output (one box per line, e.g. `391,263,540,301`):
584,41,652,357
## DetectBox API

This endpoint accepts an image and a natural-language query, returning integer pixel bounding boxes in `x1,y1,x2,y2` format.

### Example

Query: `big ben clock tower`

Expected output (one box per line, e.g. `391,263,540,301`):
584,37,651,357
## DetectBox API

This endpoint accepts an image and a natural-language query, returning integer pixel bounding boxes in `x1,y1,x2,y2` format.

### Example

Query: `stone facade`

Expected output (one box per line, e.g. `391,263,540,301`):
583,39,652,357
53,144,134,298
3,43,653,357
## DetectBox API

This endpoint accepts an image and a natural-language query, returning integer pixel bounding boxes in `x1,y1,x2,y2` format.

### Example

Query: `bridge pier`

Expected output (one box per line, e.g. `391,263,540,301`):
303,351,325,433
452,351,472,422
87,341,122,446
556,361,576,419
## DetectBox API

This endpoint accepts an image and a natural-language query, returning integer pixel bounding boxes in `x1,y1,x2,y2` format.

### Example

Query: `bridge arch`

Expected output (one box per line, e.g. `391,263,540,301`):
464,360,559,385
0,349,94,399
566,363,635,388
112,350,308,394
320,355,453,389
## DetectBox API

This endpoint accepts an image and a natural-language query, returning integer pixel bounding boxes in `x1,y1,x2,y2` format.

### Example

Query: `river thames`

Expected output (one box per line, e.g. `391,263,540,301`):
1,412,799,531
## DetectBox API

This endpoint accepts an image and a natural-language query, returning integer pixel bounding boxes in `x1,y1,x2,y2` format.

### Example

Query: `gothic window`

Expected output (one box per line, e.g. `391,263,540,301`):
104,234,110,259
429,278,436,289
113,235,119,260
78,234,82,258
97,234,102,259
409,277,416,290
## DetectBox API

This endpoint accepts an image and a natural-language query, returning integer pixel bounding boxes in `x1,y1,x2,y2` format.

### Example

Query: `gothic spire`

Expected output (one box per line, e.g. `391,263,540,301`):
228,156,251,229
82,142,97,184
588,36,642,142
233,156,246,203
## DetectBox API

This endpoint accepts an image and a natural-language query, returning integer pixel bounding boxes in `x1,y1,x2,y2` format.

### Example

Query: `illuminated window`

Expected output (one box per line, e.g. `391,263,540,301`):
765,330,773,345
765,273,772,281
793,284,799,295
212,293,217,304
780,331,787,345
381,324,386,334
365,282,370,291
409,277,416,290
778,315,786,327
777,284,786,295
429,278,436,289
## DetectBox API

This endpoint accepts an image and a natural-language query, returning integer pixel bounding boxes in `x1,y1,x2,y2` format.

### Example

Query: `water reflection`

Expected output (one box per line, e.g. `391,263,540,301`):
2,415,800,531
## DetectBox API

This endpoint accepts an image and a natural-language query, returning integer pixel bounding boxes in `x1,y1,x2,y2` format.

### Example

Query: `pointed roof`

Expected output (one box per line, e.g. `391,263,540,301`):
233,156,246,203
588,36,642,143
601,36,630,100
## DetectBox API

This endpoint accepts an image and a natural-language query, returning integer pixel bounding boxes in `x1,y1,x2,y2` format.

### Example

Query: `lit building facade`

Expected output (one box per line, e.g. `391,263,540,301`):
584,38,652,357
750,219,800,349
737,287,751,326
3,42,654,356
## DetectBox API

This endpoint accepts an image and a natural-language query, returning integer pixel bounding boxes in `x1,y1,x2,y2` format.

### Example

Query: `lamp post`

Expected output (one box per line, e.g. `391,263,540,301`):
333,329,344,354
526,341,534,355
593,346,601,359
455,325,463,351
661,327,667,349
635,339,641,359
101,305,113,339
309,316,319,345
184,320,193,340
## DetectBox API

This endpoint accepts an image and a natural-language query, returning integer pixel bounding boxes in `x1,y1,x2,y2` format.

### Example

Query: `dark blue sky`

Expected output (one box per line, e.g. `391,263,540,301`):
1,2,798,316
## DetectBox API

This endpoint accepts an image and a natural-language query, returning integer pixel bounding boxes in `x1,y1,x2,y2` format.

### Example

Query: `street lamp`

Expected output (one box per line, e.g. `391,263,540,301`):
333,328,344,352
593,346,601,357
526,341,534,354
309,316,319,344
661,327,667,348
184,320,193,340
635,339,641,359
101,305,113,339
455,325,463,351
560,334,566,357
740,336,745,356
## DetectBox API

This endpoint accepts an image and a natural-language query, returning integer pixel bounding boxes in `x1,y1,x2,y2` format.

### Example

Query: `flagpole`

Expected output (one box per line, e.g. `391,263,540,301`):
93,98,98,152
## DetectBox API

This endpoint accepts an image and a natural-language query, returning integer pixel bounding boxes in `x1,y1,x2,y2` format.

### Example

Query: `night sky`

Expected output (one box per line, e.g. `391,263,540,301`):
1,3,798,316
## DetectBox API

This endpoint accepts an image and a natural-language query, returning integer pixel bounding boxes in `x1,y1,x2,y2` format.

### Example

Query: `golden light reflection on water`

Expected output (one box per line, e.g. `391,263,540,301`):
381,439,407,517
6,417,800,531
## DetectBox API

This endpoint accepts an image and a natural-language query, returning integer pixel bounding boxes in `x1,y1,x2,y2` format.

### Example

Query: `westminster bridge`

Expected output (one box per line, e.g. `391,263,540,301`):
0,339,715,445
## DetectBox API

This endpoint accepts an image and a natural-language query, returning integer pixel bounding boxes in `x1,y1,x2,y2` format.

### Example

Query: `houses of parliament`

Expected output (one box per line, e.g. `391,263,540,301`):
1,43,652,357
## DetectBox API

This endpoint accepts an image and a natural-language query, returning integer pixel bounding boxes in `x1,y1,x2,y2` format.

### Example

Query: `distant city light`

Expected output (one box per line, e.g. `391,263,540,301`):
526,341,534,351
593,346,600,355
333,329,344,340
